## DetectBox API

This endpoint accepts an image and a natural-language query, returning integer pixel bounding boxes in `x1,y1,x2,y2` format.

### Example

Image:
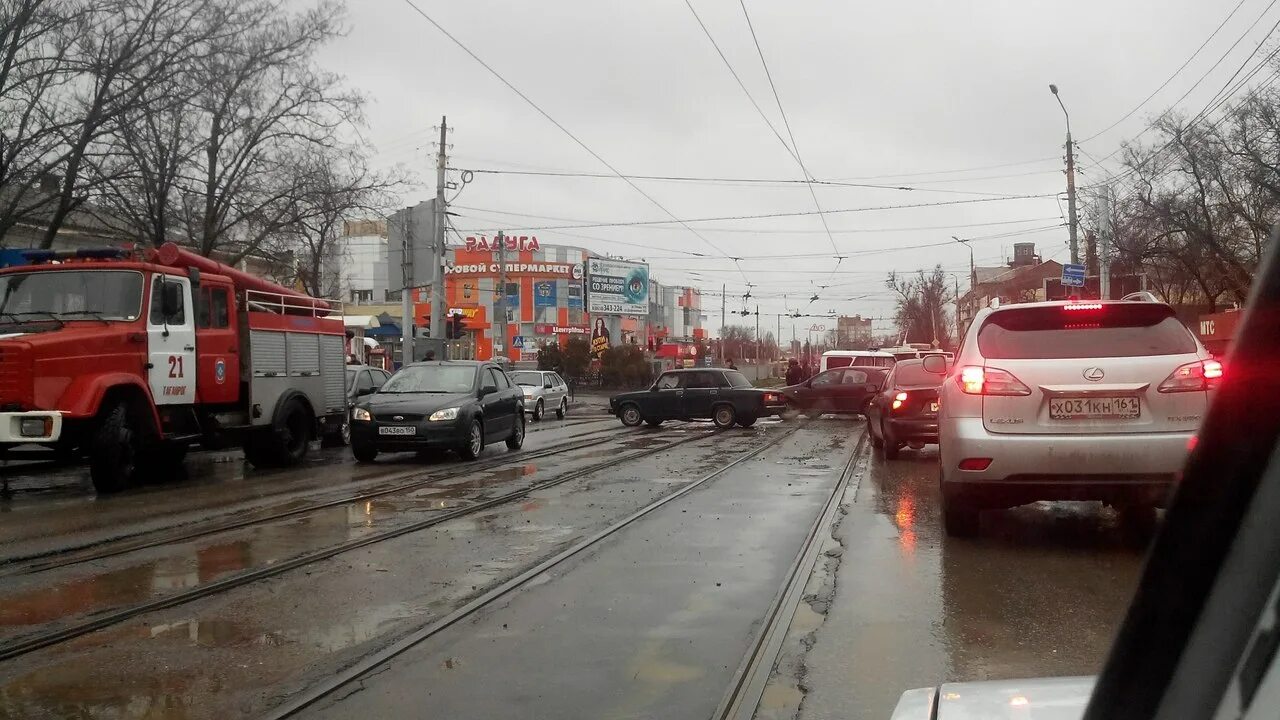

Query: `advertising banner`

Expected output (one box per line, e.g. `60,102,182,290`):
587,258,649,315
534,281,557,308
591,318,611,357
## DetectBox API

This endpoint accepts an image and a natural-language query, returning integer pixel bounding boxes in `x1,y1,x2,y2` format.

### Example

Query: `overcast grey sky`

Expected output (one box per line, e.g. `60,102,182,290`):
319,0,1264,336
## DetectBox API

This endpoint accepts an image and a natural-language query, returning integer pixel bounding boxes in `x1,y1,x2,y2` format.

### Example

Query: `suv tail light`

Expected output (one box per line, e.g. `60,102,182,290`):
957,366,1032,396
1158,359,1224,393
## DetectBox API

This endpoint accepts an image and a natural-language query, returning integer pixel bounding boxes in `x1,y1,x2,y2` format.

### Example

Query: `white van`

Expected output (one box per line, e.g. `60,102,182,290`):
819,350,895,372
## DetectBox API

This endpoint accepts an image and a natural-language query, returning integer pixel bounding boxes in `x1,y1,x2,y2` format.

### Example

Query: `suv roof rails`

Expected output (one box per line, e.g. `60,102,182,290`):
1120,291,1162,303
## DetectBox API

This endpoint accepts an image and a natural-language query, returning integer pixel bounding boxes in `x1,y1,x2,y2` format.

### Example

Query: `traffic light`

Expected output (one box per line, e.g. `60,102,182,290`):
447,312,465,339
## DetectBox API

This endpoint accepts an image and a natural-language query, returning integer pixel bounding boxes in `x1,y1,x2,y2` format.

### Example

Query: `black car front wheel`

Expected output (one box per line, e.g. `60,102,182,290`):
506,414,525,450
352,443,377,463
458,419,484,460
619,404,643,427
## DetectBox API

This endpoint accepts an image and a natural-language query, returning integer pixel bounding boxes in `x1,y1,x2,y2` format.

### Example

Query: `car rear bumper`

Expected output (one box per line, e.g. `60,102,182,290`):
886,416,938,443
351,420,468,451
940,417,1187,505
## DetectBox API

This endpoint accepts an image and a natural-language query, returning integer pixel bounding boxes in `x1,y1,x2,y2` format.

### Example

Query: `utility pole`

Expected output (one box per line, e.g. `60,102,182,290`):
401,210,415,365
1050,84,1080,264
495,230,508,362
430,116,448,344
755,305,760,364
720,283,726,364
954,275,961,345
1099,184,1113,300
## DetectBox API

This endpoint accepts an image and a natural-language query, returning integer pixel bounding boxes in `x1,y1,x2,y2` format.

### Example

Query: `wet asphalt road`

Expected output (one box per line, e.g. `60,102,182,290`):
0,416,1150,720
764,445,1149,720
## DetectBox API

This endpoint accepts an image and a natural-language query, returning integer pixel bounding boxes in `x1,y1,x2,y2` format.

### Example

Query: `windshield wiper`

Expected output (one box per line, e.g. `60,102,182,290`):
53,310,111,324
0,311,64,328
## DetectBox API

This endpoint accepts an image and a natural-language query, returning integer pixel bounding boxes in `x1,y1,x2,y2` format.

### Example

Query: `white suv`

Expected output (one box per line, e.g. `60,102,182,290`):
936,298,1220,536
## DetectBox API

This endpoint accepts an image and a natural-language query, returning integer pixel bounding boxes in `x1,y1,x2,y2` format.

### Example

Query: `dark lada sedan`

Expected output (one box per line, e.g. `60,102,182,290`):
350,361,525,462
608,368,786,429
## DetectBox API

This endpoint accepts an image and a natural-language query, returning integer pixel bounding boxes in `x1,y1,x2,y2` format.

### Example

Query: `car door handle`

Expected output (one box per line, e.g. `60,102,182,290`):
710,390,718,395
675,390,684,395
184,345,195,351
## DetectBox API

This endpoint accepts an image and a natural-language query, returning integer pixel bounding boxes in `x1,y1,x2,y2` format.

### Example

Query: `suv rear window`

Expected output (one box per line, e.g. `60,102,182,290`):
978,304,1197,359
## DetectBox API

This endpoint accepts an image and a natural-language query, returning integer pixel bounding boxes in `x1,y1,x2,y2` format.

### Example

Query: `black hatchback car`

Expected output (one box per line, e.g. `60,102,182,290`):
865,357,947,459
350,361,525,462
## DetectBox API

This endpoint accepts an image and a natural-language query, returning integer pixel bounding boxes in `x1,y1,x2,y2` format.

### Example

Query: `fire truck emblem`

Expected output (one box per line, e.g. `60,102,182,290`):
214,358,227,384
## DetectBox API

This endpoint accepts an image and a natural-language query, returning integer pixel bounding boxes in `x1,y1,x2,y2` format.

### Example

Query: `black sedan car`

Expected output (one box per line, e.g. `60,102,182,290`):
609,368,786,429
865,357,947,459
779,365,887,418
350,361,525,462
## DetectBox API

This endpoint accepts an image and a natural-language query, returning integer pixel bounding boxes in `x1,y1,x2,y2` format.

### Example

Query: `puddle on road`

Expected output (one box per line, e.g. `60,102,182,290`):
0,601,425,720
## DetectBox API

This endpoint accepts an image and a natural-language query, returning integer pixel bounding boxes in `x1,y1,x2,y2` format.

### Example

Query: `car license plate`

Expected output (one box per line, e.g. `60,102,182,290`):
378,425,417,436
1049,396,1140,420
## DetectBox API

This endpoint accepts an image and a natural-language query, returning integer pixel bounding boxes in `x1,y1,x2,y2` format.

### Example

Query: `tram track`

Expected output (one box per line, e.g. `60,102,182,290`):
0,423,739,663
713,431,868,720
0,423,625,575
259,423,806,719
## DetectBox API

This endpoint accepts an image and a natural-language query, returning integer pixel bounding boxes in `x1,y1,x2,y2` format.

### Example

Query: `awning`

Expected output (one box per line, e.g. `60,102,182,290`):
365,323,402,338
343,315,380,329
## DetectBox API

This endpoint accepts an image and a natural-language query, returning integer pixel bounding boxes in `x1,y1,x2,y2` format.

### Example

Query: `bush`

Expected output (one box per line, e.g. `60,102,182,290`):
537,337,591,385
600,344,652,389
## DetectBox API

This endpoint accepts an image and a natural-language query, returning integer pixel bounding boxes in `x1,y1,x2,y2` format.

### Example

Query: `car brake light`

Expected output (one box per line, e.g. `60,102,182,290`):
891,391,908,411
956,366,1031,396
1158,359,1224,393
1063,302,1104,311
959,458,992,471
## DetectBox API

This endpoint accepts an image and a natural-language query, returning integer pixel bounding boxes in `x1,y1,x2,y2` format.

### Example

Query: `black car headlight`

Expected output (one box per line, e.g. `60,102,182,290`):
352,407,372,421
429,407,460,422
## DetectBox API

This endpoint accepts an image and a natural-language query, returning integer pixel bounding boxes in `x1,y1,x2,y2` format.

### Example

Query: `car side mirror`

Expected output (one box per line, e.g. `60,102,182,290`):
922,355,947,375
356,386,376,396
160,282,181,318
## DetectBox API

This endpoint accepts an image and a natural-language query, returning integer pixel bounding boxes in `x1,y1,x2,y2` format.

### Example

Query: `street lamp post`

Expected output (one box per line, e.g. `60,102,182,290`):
1049,83,1080,265
953,235,975,331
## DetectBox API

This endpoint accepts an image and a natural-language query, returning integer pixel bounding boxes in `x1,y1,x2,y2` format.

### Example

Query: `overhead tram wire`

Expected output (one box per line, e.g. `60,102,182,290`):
446,167,1042,198
459,193,1060,233
682,0,800,166
1081,0,1251,143
395,0,751,285
1085,0,1280,172
735,0,840,266
452,206,1064,234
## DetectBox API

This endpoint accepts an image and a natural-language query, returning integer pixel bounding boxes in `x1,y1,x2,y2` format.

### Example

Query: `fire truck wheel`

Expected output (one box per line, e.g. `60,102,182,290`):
89,402,140,493
241,431,277,469
272,399,313,465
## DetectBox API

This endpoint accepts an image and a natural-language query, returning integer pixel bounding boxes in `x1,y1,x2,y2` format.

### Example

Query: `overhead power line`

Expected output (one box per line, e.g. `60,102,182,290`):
448,167,1040,199
1082,0,1251,143
457,193,1058,233
395,0,750,284
736,0,840,262
682,0,799,165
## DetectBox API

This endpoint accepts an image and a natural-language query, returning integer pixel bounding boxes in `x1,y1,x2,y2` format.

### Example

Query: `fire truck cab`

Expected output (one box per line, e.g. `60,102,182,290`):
0,243,347,492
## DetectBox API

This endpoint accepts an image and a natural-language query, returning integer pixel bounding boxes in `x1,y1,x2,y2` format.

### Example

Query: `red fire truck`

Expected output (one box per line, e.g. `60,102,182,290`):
0,243,347,492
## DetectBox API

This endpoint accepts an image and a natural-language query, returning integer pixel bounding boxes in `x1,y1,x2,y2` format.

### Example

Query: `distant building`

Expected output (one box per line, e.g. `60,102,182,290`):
957,243,1064,331
836,315,874,349
337,219,390,305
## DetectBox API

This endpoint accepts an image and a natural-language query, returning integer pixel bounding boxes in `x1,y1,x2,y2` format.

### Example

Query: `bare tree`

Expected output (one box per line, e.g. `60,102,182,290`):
887,265,952,348
275,152,403,298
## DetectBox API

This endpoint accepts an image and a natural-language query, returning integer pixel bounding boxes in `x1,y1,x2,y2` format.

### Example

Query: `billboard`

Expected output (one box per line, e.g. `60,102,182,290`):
587,258,649,315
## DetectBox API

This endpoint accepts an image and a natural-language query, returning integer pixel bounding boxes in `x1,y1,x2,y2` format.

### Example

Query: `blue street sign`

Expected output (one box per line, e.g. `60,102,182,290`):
511,335,525,349
1062,263,1087,287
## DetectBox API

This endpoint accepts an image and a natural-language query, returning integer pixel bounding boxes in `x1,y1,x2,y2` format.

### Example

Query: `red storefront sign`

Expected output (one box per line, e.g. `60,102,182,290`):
465,235,541,252
534,323,590,335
